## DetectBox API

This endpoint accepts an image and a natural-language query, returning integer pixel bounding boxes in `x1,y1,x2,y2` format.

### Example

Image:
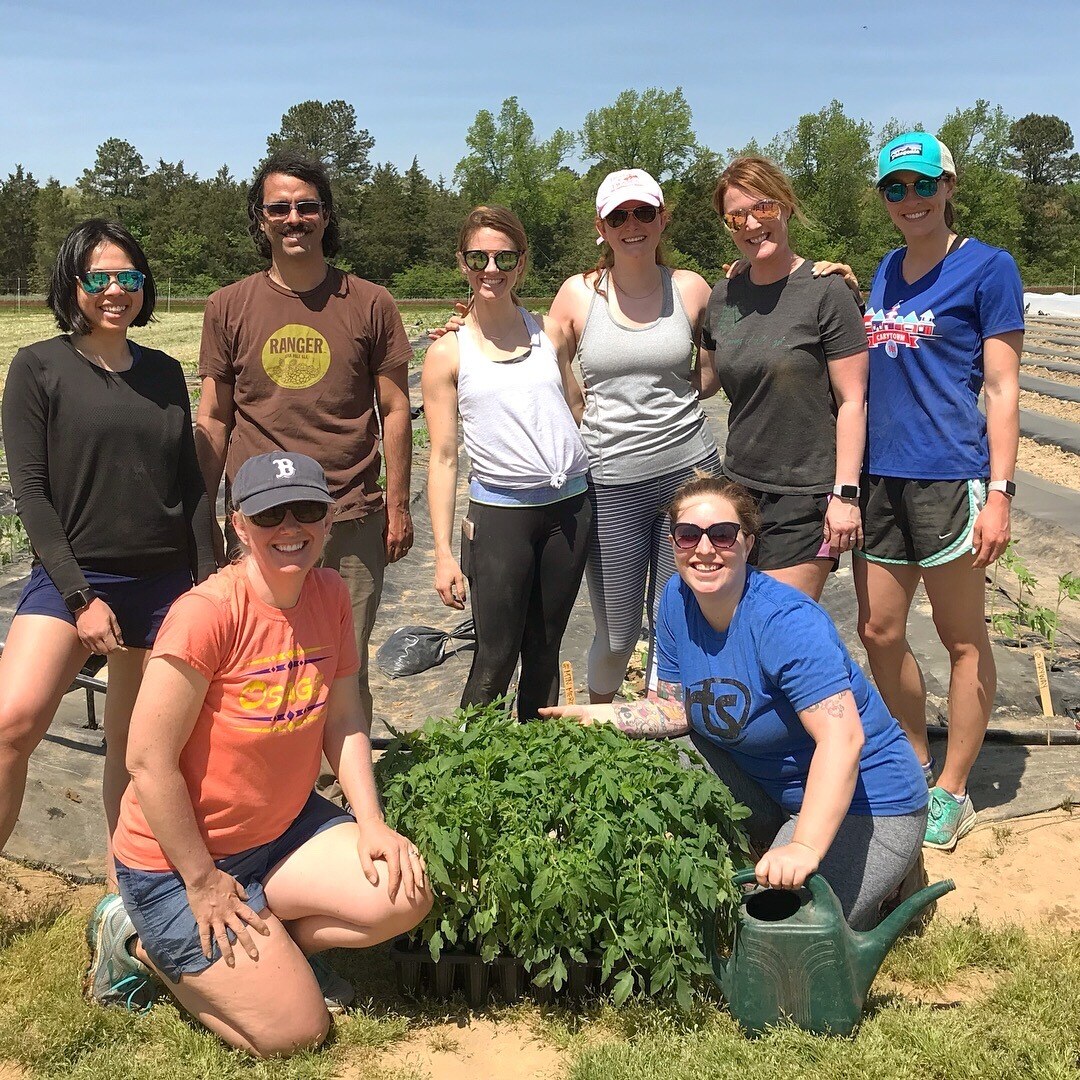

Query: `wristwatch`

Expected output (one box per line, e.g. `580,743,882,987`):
832,484,860,500
987,479,1016,499
63,588,97,614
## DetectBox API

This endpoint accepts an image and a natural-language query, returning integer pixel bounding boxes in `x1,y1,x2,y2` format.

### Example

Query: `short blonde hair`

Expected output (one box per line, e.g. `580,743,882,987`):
713,156,809,228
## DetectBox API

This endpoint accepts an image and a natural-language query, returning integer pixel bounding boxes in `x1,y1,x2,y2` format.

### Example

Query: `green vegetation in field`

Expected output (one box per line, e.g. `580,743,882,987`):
2,886,1078,1079
0,514,30,567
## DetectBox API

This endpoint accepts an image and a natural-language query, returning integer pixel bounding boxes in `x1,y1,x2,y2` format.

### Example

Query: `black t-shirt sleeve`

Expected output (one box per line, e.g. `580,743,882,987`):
819,276,868,361
2,346,89,598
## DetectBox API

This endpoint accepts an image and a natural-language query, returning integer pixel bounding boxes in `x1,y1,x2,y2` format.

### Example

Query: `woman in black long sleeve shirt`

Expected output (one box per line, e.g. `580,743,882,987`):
0,220,216,879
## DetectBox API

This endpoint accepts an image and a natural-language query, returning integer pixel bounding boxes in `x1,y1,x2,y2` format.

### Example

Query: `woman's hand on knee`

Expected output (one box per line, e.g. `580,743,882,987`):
184,868,270,967
75,598,125,654
356,817,429,903
755,841,820,891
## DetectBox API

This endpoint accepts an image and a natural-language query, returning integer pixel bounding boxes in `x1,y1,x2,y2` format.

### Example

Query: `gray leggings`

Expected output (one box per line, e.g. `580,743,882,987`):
687,732,927,930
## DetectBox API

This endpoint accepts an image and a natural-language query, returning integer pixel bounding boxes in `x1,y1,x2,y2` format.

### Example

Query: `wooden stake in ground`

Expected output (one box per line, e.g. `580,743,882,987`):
1032,647,1054,718
562,661,576,705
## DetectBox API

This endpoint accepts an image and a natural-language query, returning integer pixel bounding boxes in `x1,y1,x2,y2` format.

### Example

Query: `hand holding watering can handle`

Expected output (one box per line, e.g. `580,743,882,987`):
732,866,834,902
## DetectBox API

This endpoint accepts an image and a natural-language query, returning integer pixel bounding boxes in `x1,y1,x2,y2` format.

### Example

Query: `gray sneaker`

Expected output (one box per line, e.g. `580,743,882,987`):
84,894,156,1011
309,954,354,1013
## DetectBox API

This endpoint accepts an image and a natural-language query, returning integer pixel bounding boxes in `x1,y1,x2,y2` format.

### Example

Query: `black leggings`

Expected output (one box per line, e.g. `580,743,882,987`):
461,491,593,720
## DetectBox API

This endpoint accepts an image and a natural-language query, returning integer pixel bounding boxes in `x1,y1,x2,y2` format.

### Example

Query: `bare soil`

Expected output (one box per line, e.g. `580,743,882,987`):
1016,435,1080,490
1019,389,1080,426
1027,364,1080,388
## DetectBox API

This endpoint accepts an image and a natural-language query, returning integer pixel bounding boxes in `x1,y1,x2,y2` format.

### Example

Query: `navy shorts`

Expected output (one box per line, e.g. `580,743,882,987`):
15,566,193,650
116,792,352,981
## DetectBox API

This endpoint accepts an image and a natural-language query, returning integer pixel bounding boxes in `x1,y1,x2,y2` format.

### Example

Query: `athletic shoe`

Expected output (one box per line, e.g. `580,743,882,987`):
309,954,354,1013
921,756,936,787
84,894,156,1011
923,787,978,851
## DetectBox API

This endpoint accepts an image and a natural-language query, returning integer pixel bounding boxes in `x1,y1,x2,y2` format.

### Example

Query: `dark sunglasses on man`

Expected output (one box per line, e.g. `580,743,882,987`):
258,200,326,220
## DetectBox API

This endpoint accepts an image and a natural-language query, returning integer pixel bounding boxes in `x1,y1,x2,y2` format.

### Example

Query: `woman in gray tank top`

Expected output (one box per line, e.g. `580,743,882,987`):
547,170,721,704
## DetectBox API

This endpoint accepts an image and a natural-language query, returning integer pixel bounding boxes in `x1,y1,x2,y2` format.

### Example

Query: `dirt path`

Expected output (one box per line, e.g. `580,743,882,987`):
1016,435,1080,490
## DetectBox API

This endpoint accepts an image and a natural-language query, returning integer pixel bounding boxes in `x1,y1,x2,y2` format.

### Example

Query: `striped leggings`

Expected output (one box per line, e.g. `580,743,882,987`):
586,450,721,696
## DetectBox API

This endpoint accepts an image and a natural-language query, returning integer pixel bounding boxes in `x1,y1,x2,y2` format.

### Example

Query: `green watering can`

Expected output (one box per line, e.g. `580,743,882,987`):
705,868,955,1037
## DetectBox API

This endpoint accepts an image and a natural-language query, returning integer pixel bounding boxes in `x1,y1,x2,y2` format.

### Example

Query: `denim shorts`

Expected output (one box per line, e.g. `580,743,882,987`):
15,565,193,649
115,792,353,981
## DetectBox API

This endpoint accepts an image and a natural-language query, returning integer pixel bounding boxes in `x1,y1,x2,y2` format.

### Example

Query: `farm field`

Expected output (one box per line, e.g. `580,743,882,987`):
1,809,1077,1080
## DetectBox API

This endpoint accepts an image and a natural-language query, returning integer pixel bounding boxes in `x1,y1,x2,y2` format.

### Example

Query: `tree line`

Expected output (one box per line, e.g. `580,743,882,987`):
1,93,1078,299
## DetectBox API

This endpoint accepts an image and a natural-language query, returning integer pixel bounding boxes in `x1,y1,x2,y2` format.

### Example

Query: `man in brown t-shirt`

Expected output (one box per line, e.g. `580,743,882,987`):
196,150,414,730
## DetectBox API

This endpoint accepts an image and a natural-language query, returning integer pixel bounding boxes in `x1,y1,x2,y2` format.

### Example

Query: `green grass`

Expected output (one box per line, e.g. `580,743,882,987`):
2,890,1078,1079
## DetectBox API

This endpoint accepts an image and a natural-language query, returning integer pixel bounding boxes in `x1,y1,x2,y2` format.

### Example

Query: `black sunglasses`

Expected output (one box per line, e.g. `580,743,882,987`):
258,200,325,220
247,501,330,528
880,177,940,203
462,249,523,272
604,205,659,228
670,521,741,550
79,270,145,295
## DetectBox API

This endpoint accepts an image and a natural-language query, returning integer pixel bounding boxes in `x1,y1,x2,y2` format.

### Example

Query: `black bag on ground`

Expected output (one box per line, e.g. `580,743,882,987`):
375,618,475,678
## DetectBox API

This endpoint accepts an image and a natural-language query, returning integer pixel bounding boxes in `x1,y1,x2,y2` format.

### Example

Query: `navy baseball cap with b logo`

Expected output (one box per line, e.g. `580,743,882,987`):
232,452,333,516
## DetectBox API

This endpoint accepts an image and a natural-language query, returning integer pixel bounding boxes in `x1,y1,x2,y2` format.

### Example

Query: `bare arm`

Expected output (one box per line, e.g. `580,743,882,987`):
754,690,864,890
539,680,690,738
194,377,235,565
823,351,868,552
376,363,414,564
544,317,585,424
322,674,426,900
547,275,589,360
974,330,1023,568
421,337,466,609
674,270,719,400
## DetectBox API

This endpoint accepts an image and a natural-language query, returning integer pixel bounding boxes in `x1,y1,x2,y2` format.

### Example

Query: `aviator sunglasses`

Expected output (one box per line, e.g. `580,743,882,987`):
604,205,659,228
722,199,783,233
462,249,523,272
670,521,741,550
78,270,145,295
258,200,326,220
880,177,941,203
247,500,330,528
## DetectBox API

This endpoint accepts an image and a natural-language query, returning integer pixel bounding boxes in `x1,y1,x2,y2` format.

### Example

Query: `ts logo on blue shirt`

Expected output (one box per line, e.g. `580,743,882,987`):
685,677,750,742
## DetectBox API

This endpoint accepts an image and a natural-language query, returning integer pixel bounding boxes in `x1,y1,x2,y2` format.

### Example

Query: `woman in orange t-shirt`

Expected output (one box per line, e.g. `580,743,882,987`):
87,452,431,1058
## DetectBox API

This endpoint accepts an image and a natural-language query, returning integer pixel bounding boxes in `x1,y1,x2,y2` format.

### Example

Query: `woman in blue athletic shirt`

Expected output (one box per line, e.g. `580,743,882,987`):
855,133,1024,852
543,474,927,930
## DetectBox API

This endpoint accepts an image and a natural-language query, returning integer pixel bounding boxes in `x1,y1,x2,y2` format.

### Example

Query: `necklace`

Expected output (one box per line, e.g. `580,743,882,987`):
610,272,662,300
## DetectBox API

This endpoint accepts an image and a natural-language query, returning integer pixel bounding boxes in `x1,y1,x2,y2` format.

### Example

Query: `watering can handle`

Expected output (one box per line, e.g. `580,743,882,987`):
732,867,834,900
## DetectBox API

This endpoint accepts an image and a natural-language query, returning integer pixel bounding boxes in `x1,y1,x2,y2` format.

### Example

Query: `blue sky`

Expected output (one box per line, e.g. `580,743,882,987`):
2,0,1076,186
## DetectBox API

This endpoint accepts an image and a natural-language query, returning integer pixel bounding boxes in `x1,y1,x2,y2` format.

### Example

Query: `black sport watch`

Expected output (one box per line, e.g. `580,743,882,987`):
63,588,97,615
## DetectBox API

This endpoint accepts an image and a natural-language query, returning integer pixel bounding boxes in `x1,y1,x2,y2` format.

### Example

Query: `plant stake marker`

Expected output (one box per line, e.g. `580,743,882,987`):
1032,647,1054,721
562,661,576,704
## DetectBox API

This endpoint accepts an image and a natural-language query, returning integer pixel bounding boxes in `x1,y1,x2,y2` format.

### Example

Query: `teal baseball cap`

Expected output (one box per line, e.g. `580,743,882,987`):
876,132,956,185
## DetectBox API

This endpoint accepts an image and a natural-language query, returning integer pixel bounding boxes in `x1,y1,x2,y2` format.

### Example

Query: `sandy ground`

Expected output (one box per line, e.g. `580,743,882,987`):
1016,435,1080,490
1019,389,1080,426
1027,364,1080,388
3,808,1077,1080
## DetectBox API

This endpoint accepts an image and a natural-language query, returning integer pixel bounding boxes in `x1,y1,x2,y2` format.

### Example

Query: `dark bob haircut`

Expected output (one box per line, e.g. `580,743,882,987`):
47,219,156,334
247,150,341,260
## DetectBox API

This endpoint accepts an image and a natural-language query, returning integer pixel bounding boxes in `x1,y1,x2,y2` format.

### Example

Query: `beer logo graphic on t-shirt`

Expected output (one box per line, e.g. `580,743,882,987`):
685,677,751,743
262,324,332,388
864,305,936,358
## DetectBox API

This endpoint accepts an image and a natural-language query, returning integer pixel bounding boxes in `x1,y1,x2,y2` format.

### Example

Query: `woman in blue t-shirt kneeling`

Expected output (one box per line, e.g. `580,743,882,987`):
856,134,1024,852
543,474,927,930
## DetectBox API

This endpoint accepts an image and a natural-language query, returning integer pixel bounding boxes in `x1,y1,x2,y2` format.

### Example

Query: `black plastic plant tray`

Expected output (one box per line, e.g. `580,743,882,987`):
389,937,606,1007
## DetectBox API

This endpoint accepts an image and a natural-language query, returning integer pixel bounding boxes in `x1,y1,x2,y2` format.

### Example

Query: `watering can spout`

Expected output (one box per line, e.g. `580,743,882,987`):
854,877,956,981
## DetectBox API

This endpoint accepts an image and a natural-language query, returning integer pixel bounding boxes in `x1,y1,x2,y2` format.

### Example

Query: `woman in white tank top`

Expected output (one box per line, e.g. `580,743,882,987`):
422,206,593,720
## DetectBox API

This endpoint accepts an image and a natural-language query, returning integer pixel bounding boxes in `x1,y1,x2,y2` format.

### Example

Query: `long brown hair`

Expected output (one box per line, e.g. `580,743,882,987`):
457,205,528,313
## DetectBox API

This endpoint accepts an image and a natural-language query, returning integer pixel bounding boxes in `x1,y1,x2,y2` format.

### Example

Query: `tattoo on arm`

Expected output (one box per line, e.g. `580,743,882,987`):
610,682,689,738
803,692,848,719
